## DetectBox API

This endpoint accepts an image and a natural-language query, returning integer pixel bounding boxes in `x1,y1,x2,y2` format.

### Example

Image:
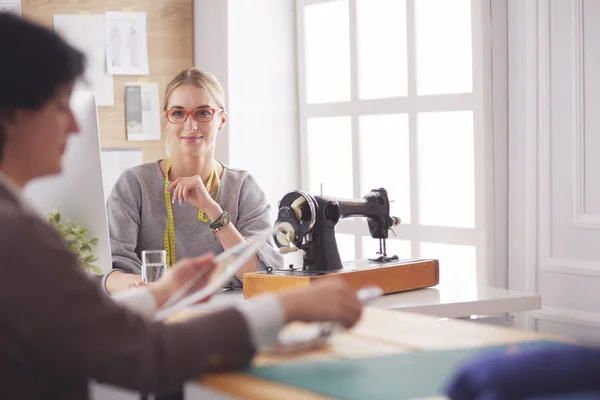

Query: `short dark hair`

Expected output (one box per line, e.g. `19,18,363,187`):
0,13,86,161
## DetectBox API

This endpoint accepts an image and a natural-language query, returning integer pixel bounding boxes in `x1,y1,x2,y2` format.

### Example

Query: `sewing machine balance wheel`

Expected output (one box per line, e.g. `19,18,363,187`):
273,190,317,250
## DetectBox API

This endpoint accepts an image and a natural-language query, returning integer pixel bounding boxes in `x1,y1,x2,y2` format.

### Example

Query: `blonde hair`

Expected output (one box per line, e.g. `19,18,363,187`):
163,68,226,156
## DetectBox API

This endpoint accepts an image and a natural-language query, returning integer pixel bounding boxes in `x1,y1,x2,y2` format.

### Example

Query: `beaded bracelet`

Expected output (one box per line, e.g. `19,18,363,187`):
209,210,231,233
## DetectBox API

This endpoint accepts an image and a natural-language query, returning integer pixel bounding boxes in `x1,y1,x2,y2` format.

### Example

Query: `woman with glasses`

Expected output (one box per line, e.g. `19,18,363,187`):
105,68,282,292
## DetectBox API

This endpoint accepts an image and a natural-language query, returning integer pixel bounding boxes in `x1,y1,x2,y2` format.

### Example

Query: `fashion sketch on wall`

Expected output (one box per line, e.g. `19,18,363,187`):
105,11,149,75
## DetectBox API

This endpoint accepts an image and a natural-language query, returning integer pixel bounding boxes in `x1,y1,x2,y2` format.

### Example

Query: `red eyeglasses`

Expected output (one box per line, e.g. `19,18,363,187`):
164,107,224,123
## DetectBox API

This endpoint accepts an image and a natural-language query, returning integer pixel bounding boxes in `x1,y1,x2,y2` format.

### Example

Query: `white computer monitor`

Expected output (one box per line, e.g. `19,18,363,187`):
22,91,112,275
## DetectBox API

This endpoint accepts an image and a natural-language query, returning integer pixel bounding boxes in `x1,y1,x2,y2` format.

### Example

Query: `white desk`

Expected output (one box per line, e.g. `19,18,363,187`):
366,285,541,318
199,284,541,319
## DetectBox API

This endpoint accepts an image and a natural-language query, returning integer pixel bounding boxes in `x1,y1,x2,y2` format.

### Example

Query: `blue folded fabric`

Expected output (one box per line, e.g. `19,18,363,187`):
445,346,600,400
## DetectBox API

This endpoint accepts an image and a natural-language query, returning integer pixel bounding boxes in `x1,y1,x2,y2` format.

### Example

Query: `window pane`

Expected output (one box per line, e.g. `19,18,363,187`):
362,237,411,260
356,0,408,99
415,0,473,95
418,111,474,228
420,242,476,301
307,117,353,198
304,0,351,103
359,114,410,223
336,233,356,262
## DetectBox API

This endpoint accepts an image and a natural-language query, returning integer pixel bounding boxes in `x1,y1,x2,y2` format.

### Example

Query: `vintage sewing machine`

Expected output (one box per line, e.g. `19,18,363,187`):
242,188,439,299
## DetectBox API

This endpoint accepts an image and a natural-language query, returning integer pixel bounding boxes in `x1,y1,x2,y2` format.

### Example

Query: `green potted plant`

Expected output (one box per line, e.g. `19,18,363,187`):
47,207,102,275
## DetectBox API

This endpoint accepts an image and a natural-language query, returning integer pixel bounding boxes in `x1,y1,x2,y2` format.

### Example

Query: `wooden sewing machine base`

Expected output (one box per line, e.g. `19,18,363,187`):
242,258,439,299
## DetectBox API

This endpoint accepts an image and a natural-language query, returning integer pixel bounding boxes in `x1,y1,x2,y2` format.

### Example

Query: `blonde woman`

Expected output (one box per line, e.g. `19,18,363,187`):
105,68,281,292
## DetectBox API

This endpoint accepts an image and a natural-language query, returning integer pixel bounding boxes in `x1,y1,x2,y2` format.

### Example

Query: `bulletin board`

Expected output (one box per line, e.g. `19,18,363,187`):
22,0,194,163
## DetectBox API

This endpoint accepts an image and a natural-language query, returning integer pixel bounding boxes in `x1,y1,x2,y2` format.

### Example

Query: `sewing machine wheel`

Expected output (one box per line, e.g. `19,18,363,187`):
279,191,317,233
273,191,318,250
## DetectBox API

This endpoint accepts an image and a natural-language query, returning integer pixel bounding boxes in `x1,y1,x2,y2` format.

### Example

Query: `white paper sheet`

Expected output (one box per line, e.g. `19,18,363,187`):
124,82,161,141
100,149,143,200
0,1,21,16
105,11,150,75
53,14,114,106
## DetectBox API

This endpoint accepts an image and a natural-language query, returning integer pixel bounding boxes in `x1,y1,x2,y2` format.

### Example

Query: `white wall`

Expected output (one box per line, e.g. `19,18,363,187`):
228,0,299,221
508,0,600,339
193,0,299,223
193,0,231,165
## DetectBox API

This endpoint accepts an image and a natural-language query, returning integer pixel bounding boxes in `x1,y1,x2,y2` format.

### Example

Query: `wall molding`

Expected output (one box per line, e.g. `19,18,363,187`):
524,0,542,294
570,0,600,229
512,0,600,332
537,0,551,281
532,306,600,329
517,0,546,331
575,215,600,229
538,0,600,276
542,256,600,277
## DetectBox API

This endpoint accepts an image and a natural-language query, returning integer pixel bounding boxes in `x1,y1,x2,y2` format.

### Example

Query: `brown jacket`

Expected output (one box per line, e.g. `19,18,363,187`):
0,181,255,399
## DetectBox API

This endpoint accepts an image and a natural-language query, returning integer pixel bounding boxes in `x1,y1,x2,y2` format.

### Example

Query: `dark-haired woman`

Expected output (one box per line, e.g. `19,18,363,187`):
0,14,362,399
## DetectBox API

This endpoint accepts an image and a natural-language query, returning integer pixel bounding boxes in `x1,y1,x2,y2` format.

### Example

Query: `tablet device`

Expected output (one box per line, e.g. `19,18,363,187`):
154,232,271,321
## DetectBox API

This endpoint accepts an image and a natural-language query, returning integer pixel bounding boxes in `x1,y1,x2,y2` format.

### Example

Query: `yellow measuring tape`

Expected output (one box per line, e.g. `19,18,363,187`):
163,157,221,267
197,165,221,222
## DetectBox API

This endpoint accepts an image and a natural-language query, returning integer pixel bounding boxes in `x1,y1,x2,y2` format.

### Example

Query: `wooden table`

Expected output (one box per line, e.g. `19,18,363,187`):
182,307,564,400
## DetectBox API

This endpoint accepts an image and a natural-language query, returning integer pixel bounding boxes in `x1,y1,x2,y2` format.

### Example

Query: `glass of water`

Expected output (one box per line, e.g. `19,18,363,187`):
141,250,167,283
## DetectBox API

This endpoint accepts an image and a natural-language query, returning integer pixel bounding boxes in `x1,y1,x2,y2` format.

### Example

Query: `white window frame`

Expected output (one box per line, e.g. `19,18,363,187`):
295,0,496,287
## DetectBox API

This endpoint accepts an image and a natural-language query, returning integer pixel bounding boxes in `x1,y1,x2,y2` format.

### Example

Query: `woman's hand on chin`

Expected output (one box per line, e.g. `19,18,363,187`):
167,176,221,217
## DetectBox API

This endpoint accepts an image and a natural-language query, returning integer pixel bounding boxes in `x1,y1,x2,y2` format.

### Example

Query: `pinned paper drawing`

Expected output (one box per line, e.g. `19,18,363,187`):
105,11,149,75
